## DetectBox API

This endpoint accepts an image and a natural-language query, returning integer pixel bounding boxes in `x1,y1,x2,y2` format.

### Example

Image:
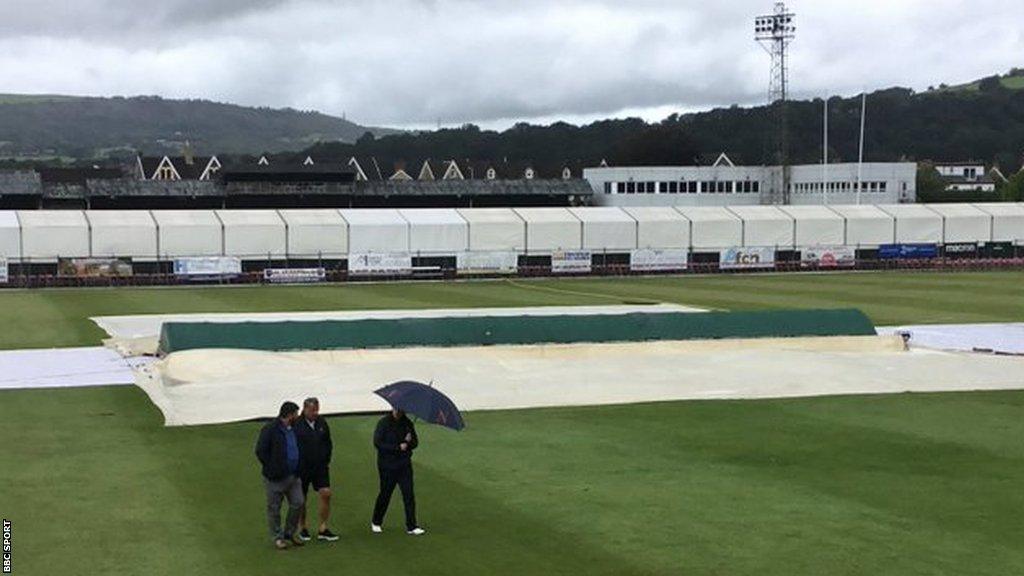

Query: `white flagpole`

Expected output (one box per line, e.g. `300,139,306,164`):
823,96,829,205
857,91,867,205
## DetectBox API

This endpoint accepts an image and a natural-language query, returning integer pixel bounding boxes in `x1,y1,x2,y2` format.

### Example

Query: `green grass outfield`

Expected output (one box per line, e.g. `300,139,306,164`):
1,271,1023,575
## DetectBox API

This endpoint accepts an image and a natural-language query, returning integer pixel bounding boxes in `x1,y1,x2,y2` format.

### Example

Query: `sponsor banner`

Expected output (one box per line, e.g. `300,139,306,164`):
801,246,856,268
263,268,326,284
720,247,775,270
173,257,242,278
0,257,7,284
878,244,939,260
58,258,133,278
981,241,1015,259
456,251,518,275
630,248,689,272
942,242,978,259
348,253,413,276
551,250,592,274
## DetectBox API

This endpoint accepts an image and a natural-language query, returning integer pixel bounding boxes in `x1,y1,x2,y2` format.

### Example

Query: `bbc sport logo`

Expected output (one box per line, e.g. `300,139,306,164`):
3,518,11,574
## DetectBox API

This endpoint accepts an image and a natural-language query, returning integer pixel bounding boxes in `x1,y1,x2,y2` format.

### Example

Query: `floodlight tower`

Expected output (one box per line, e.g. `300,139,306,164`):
755,2,796,204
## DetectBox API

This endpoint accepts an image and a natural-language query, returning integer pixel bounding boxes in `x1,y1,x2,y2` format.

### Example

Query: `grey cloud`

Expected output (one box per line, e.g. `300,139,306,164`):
0,0,1020,128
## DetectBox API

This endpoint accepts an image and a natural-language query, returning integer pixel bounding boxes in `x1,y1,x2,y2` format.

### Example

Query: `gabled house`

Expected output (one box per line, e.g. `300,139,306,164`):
136,152,222,181
935,161,997,193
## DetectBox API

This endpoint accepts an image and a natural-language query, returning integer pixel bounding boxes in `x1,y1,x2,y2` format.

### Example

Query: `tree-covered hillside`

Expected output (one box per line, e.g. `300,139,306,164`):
0,95,397,158
302,70,1024,173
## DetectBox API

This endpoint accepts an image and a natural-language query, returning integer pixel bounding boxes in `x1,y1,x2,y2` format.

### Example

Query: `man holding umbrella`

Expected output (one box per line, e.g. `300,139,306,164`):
371,380,465,536
371,408,424,535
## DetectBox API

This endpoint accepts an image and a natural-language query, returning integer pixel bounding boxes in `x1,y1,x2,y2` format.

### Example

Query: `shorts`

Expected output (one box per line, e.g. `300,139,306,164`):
299,466,331,493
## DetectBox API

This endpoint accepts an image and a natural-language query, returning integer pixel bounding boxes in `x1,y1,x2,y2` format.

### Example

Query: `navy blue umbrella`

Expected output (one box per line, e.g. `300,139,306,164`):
374,381,465,431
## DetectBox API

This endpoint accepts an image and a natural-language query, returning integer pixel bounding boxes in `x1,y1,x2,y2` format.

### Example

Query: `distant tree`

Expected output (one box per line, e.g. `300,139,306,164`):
999,170,1024,202
916,162,946,196
978,76,1003,92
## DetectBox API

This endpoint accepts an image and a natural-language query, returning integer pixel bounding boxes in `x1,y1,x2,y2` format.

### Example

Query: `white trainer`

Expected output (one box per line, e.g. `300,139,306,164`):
407,527,426,536
371,524,383,534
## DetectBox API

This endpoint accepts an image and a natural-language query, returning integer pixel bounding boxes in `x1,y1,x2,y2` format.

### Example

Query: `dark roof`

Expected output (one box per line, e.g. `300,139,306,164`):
220,164,356,184
0,170,43,195
941,174,997,185
38,167,123,185
85,179,221,198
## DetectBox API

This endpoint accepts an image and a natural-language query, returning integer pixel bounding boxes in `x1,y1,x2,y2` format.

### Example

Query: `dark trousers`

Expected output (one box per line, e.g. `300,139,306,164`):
372,464,417,531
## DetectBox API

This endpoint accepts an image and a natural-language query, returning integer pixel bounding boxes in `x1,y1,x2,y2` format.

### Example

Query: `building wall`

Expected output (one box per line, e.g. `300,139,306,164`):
584,163,916,207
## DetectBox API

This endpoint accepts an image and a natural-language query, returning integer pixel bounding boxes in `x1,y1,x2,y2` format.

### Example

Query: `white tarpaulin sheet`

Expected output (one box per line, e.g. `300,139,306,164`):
879,205,943,243
216,210,286,259
623,207,690,250
780,206,845,247
829,205,894,247
514,208,582,252
568,207,637,251
398,209,468,254
151,210,223,258
136,336,1024,426
927,204,992,244
728,206,795,248
675,207,741,250
340,209,409,253
0,211,21,259
278,209,348,258
975,203,1024,242
86,210,158,260
0,347,149,390
457,208,525,251
17,210,90,260
877,323,1024,355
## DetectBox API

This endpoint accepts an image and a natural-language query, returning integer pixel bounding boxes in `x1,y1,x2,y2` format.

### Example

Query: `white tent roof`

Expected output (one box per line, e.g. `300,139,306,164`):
878,205,943,243
151,210,223,258
398,209,468,254
974,203,1024,242
674,207,741,250
215,210,287,258
621,207,690,249
513,208,582,252
0,211,21,259
568,207,637,251
85,210,158,259
339,209,410,254
17,210,90,259
278,209,348,258
779,205,845,247
456,208,525,251
925,204,992,243
828,205,894,246
727,206,795,248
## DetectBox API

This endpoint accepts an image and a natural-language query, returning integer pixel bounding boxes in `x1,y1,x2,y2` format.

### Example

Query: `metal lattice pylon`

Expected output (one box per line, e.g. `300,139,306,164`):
755,2,796,204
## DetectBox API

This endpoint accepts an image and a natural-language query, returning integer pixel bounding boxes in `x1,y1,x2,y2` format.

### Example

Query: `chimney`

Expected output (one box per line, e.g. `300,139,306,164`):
183,140,195,165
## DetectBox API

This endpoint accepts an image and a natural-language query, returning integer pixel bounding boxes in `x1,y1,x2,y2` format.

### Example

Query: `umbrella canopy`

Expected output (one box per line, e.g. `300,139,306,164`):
374,381,465,431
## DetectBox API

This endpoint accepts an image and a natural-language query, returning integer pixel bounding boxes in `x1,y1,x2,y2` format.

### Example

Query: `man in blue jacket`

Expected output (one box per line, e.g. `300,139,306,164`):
371,409,424,536
255,401,305,549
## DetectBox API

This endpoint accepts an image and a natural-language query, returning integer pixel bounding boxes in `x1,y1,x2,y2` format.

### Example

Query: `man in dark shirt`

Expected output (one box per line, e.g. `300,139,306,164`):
371,409,425,535
254,401,305,550
294,397,338,542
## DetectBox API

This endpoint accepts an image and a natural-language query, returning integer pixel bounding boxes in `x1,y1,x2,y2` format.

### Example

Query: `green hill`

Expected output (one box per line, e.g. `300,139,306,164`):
0,94,397,159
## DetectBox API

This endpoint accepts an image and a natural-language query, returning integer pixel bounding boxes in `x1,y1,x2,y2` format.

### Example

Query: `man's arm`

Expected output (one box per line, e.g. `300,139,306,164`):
322,418,333,464
255,425,271,465
373,419,400,452
406,421,419,450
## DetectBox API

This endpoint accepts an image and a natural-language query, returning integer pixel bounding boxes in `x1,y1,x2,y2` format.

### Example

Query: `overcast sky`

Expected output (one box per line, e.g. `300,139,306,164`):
0,0,1020,129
